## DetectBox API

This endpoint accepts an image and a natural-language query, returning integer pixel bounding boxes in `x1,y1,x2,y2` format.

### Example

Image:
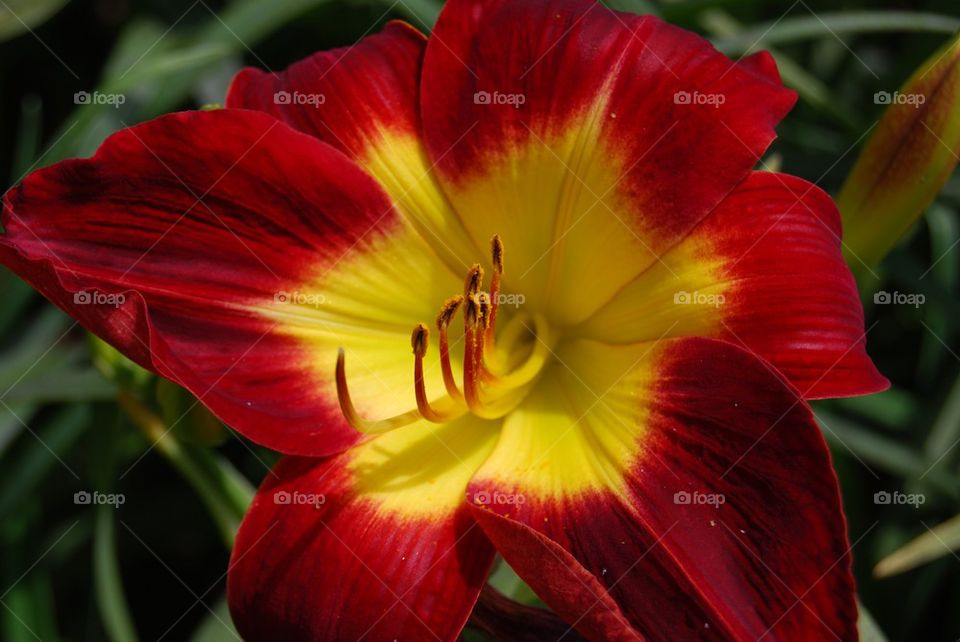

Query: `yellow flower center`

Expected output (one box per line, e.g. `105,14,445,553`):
335,235,554,432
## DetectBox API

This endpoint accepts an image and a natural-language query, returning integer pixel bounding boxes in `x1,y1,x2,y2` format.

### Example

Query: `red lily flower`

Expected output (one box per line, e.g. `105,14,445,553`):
0,0,888,640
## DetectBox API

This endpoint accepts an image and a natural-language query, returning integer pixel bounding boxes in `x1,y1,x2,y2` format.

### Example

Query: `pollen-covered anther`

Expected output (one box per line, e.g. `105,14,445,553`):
465,263,484,297
411,323,429,357
486,235,504,350
412,323,461,423
463,291,491,412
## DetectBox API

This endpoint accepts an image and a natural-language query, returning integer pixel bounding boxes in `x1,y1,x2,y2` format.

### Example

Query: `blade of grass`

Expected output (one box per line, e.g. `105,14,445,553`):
923,372,960,466
816,410,958,499
858,600,889,641
874,513,960,578
91,408,138,642
118,392,253,547
830,387,918,432
700,9,855,127
189,598,239,642
0,404,89,520
0,0,69,43
714,11,960,56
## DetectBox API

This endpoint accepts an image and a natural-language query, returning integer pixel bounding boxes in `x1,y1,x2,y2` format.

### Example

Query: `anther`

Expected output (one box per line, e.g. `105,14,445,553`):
437,296,463,330
491,235,504,275
486,236,503,350
465,263,484,297
411,323,429,357
412,324,461,423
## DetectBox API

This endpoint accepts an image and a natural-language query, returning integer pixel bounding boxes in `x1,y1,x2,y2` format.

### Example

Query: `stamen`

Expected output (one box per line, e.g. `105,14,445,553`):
436,296,464,401
412,324,463,423
335,348,421,433
463,293,484,412
334,234,543,432
475,292,496,381
487,235,503,351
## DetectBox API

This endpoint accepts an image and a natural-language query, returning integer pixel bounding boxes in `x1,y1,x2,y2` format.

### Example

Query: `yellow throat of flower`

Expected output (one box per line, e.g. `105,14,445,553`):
335,235,554,433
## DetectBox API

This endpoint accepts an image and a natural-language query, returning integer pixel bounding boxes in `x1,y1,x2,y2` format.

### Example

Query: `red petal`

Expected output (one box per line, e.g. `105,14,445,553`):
737,50,783,84
0,109,408,456
420,0,795,324
468,337,858,641
226,21,425,160
228,418,499,641
583,170,888,398
226,21,478,275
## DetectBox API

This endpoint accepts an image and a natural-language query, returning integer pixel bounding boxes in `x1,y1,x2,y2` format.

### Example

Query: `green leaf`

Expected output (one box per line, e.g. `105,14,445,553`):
0,506,62,641
189,598,240,642
713,12,960,56
923,371,960,475
0,404,89,521
0,0,69,44
700,9,853,125
389,0,442,28
1,369,117,404
487,558,542,607
874,513,960,578
815,410,958,499
602,0,659,16
858,600,889,642
91,413,139,642
118,393,253,547
830,387,918,432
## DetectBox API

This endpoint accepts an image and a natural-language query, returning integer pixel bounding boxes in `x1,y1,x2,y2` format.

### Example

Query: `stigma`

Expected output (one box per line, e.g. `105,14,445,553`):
335,235,551,433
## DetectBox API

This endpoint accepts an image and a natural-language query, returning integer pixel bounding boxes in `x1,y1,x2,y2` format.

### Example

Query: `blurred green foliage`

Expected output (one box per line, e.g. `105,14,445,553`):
1,0,959,640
